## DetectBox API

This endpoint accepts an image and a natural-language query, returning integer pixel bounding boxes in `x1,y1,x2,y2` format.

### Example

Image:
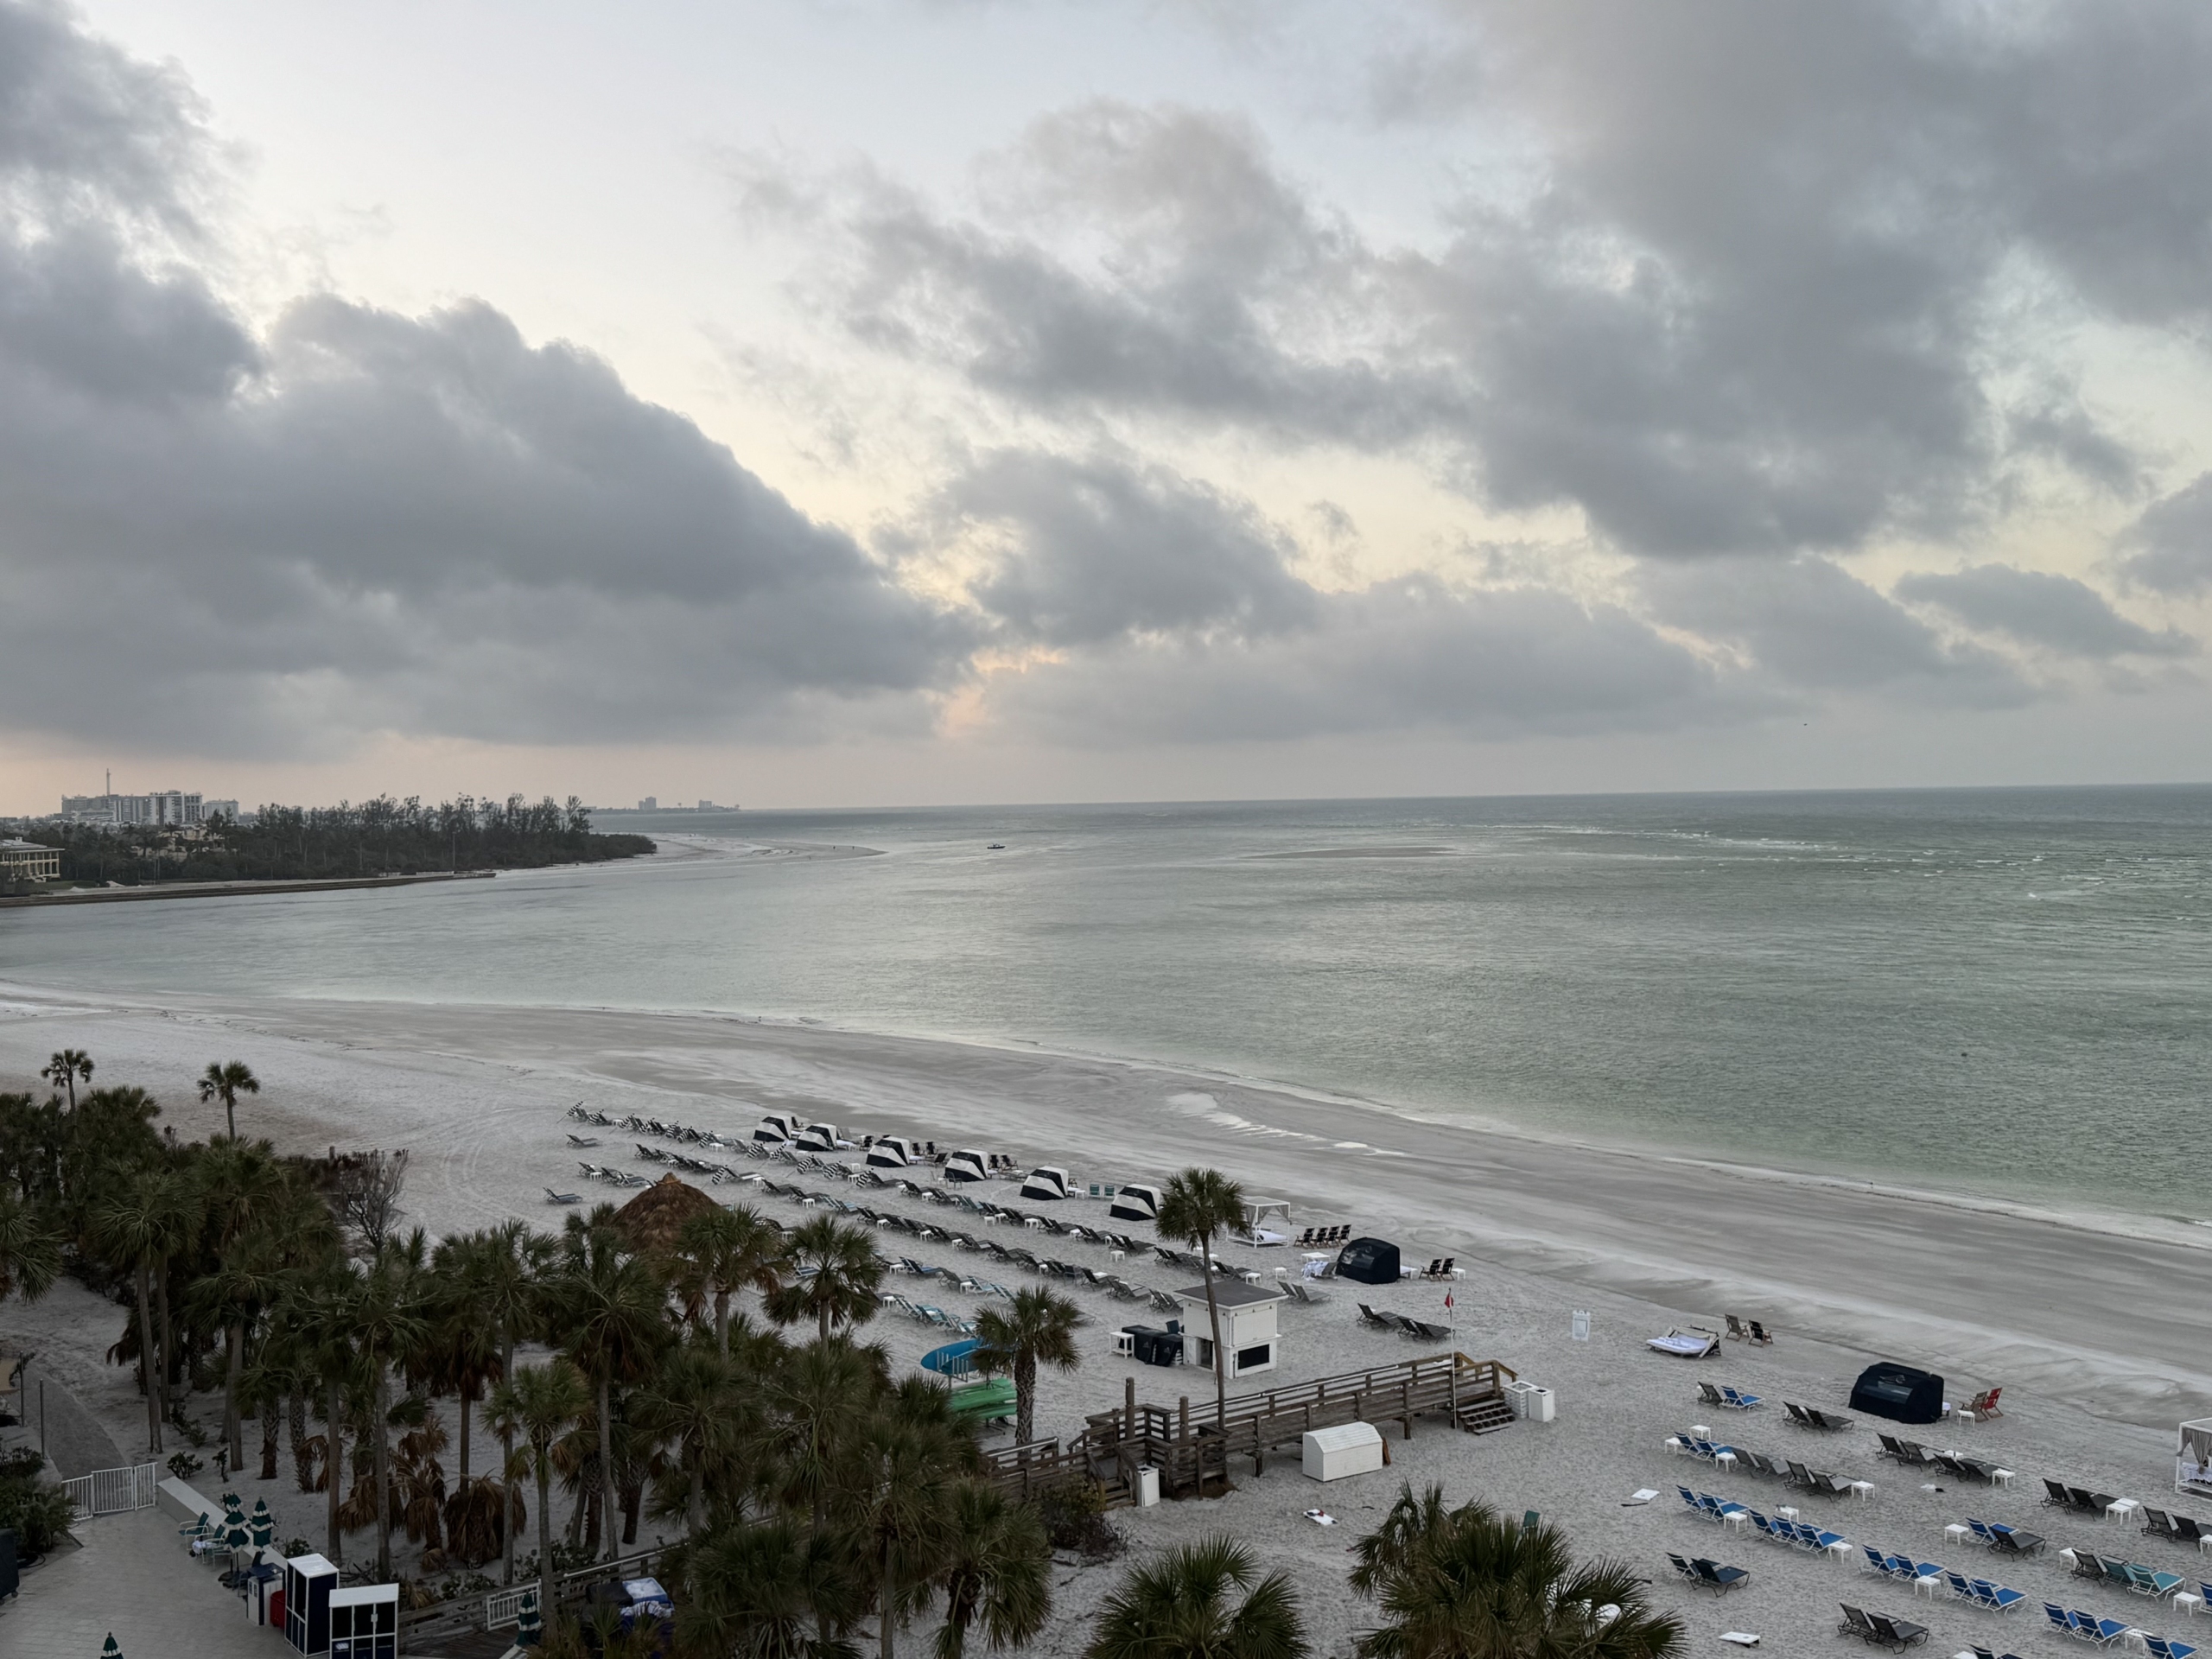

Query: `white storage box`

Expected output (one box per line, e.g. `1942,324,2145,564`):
1503,1379,1536,1417
1524,1385,1556,1422
1135,1465,1160,1507
1302,1421,1386,1482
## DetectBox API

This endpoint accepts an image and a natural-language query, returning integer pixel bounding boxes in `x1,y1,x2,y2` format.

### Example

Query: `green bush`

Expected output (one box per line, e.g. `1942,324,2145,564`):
0,1472,78,1559
1029,1477,1122,1560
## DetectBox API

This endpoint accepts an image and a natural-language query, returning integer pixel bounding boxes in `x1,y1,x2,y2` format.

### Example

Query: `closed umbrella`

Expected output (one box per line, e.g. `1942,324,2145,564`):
249,1499,274,1550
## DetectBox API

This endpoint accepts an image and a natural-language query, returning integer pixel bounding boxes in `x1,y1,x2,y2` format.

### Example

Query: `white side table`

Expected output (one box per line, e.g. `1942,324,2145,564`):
1990,1468,2014,1488
1719,1510,1749,1532
2174,1592,2205,1619
2110,1498,2142,1522
1912,1574,1942,1600
1847,1481,1875,1503
1824,1540,1852,1563
1944,1523,1972,1548
1689,1424,1714,1437
1715,1452,1738,1473
1777,1506,1801,1522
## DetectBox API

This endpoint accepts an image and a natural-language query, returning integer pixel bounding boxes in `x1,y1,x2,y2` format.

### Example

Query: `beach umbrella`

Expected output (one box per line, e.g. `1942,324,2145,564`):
101,1637,123,1659
249,1498,274,1548
517,1589,543,1649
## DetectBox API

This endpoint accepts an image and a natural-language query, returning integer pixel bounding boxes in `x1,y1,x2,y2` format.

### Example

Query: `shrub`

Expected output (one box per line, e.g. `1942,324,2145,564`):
0,1471,78,1559
1029,1477,1122,1561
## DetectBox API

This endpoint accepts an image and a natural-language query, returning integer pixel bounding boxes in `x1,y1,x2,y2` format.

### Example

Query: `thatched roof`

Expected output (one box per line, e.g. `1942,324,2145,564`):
612,1174,721,1258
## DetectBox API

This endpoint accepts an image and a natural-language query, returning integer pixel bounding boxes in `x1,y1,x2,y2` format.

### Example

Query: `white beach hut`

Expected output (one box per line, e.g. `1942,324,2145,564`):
1238,1198,1293,1244
867,1135,916,1169
753,1113,800,1144
1175,1279,1287,1378
1109,1182,1161,1222
2178,1421,2212,1496
1020,1166,1072,1202
795,1122,839,1153
1302,1421,1384,1482
943,1148,989,1183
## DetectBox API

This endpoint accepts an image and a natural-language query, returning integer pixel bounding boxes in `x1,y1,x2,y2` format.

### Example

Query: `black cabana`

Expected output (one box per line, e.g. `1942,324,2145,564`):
1335,1236,1401,1286
1849,1362,1946,1425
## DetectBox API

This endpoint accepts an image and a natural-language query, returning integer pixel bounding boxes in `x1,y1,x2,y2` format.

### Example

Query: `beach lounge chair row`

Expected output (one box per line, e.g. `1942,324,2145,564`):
1675,1487,1746,1526
1858,1546,1942,1585
1673,1433,1736,1464
1416,1257,1457,1280
2044,1480,2123,1516
1961,1518,2045,1558
1294,1224,1350,1248
1745,1508,1847,1554
1355,1304,1450,1341
2071,1549,2184,1598
1782,1400,1853,1430
1942,1570,2027,1613
1723,1313,1775,1344
1665,1553,1750,1595
1836,1604,1929,1650
2043,1603,2191,1651
878,1292,977,1333
578,1161,652,1187
2144,1508,2212,1547
1698,1381,1764,1410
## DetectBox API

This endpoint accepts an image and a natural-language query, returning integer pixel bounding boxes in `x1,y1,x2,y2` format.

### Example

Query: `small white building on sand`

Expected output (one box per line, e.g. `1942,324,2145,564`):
1175,1278,1288,1379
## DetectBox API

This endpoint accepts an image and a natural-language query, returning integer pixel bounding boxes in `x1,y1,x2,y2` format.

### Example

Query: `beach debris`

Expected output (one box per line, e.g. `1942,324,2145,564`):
1304,1509,1335,1526
1718,1635,1760,1647
1624,1489,1659,1506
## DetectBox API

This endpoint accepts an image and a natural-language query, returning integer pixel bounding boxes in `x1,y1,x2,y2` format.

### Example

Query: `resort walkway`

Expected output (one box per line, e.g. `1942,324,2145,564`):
0,1504,281,1658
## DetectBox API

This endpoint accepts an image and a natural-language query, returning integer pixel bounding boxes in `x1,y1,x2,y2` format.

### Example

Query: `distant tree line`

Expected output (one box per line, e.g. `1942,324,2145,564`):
16,794,654,887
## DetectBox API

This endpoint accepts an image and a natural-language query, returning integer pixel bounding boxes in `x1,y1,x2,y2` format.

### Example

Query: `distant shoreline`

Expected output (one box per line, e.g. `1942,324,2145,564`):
0,870,497,908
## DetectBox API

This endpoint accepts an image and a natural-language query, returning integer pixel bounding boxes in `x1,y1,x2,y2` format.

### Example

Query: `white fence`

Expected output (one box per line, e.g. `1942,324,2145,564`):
61,1460,160,1520
485,1548,662,1629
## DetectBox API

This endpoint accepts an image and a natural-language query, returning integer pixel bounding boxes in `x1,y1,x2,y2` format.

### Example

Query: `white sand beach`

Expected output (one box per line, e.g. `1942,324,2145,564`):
2,978,2207,1656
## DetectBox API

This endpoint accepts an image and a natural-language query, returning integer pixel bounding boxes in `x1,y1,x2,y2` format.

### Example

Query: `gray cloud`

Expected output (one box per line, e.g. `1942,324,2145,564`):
1895,563,2194,658
0,3,966,759
785,3,2212,566
1646,557,2033,707
990,575,1738,745
936,448,1316,646
2123,474,2212,595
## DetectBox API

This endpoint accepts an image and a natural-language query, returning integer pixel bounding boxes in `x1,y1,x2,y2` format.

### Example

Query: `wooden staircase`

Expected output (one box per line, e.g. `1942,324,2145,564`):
1455,1395,1517,1435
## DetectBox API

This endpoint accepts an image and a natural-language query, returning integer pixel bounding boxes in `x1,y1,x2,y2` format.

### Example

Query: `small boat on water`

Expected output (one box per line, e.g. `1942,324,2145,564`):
986,842,1006,849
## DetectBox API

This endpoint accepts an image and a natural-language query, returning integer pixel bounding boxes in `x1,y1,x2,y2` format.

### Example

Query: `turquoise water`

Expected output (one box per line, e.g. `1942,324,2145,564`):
6,787,2210,1217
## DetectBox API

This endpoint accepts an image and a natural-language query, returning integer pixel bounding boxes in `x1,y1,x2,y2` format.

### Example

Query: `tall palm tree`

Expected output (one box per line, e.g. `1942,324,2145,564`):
1348,1485,1685,1659
0,1191,59,1305
290,1268,366,1560
1086,1536,1306,1659
673,1204,783,1356
852,1412,960,1659
197,1060,261,1141
41,1049,92,1110
467,1218,550,1585
932,1482,1052,1659
969,1287,1084,1446
91,1169,189,1452
1155,1169,1244,1428
184,1230,289,1475
355,1232,435,1580
678,1516,864,1659
487,1359,590,1636
636,1332,759,1537
754,1334,881,1531
545,1212,671,1561
423,1233,504,1484
766,1216,885,1343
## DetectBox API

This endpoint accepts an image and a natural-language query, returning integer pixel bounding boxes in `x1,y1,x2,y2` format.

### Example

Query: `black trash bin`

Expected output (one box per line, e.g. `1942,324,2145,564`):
1849,1362,1946,1424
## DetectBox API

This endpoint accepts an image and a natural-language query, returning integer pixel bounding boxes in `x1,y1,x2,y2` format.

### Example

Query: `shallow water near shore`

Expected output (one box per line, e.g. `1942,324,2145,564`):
5,785,2209,1220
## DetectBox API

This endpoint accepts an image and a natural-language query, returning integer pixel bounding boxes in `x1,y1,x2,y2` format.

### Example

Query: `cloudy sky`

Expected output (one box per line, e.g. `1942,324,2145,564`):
7,0,2212,813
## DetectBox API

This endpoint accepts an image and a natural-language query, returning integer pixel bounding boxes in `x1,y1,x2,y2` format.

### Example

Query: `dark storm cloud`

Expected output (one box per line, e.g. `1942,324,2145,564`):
796,3,2212,564
0,3,965,758
1895,564,2194,659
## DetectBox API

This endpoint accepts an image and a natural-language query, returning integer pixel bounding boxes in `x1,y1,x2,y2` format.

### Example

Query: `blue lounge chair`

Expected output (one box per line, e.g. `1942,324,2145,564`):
2046,1604,2080,1639
1967,1518,1999,1548
2071,1610,2131,1646
1969,1578,2024,1612
1860,1545,1891,1575
1677,1486,1704,1515
2144,1637,2197,1659
2125,1565,2183,1599
1720,1385,1762,1409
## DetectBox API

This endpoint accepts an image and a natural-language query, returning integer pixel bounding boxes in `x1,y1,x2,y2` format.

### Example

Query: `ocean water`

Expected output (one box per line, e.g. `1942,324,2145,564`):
5,787,2209,1219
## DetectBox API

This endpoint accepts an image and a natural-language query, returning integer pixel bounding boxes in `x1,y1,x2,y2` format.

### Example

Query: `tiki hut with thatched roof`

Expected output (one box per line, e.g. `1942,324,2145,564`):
611,1174,722,1260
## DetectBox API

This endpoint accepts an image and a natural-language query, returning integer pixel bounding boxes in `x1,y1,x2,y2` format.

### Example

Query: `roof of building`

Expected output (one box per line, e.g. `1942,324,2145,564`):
0,838,54,852
1175,1278,1288,1308
611,1173,721,1257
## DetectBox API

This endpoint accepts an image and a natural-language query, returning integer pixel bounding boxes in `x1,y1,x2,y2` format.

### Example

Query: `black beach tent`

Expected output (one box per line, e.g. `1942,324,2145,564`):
1109,1183,1161,1223
1335,1236,1401,1286
1849,1362,1946,1425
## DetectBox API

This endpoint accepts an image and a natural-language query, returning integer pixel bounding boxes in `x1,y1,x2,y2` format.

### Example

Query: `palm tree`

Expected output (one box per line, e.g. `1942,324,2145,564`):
1087,1536,1306,1659
487,1359,590,1635
291,1268,366,1560
632,1333,751,1537
355,1232,435,1579
932,1482,1051,1659
41,1049,92,1110
0,1191,59,1305
91,1169,190,1452
1155,1169,1244,1427
184,1230,289,1475
969,1287,1084,1446
423,1234,504,1485
678,1516,864,1659
197,1060,260,1141
545,1212,671,1561
850,1411,963,1659
673,1204,783,1356
766,1216,885,1343
1348,1485,1685,1659
754,1334,881,1531
466,1218,550,1584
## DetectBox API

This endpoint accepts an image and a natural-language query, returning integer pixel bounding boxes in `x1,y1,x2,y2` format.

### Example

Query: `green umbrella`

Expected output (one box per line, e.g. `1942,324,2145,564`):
517,1589,542,1649
101,1637,123,1659
248,1498,275,1548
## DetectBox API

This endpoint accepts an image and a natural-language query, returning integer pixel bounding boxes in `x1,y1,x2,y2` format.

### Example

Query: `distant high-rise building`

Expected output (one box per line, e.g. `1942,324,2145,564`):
60,789,207,826
639,796,658,811
201,799,241,822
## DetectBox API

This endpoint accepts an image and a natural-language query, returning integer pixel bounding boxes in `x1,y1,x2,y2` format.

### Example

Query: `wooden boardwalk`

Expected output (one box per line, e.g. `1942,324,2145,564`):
988,1351,1516,1505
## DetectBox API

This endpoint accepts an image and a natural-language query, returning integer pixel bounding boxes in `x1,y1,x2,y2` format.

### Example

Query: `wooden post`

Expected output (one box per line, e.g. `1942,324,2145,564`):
1125,1375,1136,1446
